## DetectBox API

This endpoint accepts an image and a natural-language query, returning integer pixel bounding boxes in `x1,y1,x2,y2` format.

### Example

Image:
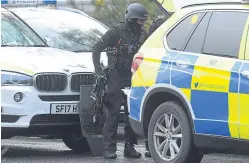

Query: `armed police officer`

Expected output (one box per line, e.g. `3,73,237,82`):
92,3,150,159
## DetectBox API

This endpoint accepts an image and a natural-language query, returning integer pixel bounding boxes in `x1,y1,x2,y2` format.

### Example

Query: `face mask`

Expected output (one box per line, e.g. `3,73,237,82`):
130,19,143,31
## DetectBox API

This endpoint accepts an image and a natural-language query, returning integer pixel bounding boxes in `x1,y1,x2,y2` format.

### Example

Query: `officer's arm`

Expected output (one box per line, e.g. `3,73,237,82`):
92,29,120,73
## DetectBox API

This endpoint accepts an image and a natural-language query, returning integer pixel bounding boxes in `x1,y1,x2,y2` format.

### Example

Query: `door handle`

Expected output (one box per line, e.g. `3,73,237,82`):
242,70,249,79
175,59,191,68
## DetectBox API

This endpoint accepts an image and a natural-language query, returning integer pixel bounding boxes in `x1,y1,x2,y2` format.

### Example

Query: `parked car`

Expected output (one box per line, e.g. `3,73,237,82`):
125,0,249,162
1,6,95,153
9,4,125,123
10,6,107,63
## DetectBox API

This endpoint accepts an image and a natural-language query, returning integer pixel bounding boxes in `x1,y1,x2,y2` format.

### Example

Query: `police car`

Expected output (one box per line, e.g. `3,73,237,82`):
4,0,126,122
126,0,249,162
1,5,95,152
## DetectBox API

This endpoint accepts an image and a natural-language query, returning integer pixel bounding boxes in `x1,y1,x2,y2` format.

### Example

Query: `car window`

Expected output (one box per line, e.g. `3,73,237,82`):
184,12,212,54
1,12,46,47
203,11,249,58
16,10,108,52
166,12,204,51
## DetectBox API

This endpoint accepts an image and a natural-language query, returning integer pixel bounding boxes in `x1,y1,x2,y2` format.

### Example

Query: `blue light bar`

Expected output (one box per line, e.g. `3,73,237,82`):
43,0,57,4
1,0,7,4
1,0,57,5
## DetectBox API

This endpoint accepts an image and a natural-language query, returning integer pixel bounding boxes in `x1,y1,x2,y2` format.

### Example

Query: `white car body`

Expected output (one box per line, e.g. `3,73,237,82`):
1,47,94,128
1,7,103,141
10,6,125,121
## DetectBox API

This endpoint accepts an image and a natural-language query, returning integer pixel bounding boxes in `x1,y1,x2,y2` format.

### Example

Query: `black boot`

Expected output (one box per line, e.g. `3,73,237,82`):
103,151,117,159
124,142,142,158
145,151,151,157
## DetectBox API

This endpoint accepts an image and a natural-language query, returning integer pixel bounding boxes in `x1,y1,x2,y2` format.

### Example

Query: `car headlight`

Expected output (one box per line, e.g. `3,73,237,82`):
1,71,33,86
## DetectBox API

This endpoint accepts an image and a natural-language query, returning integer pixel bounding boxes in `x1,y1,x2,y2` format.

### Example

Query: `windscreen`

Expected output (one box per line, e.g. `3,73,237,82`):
16,9,108,52
1,11,47,47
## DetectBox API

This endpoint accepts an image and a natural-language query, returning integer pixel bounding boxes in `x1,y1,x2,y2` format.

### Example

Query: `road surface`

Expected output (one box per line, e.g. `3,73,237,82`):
2,136,249,163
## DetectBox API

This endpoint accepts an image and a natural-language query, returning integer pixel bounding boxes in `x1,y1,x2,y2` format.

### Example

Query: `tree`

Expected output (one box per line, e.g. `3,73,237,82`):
90,0,164,30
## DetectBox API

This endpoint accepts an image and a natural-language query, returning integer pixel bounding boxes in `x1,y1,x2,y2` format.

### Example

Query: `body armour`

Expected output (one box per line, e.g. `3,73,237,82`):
106,23,145,77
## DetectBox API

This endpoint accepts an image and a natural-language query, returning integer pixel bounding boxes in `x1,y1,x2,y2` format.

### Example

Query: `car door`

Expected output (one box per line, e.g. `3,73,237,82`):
180,10,249,138
239,26,249,140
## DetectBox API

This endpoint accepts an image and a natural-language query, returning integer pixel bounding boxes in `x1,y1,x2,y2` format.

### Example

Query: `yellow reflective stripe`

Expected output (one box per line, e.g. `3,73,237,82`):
239,15,249,60
180,88,191,102
228,93,240,138
0,62,35,76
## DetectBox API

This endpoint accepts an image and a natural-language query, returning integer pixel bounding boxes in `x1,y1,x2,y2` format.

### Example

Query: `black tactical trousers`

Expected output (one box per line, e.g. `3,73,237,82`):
103,70,137,152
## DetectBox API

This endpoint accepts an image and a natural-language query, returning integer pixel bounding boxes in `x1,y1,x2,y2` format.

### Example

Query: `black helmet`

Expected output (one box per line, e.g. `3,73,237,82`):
125,3,149,22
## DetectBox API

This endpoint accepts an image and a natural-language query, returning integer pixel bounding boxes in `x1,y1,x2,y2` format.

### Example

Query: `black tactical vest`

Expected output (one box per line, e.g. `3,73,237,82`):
107,23,144,76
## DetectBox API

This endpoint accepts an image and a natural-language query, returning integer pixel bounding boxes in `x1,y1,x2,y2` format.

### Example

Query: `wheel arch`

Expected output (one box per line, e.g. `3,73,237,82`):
140,84,196,138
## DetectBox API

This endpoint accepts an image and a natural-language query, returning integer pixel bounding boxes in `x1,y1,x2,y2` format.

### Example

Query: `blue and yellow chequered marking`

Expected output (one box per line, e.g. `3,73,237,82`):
129,6,249,139
130,51,246,138
239,63,249,140
130,48,166,120
170,53,199,89
190,55,239,137
228,62,243,138
239,14,249,140
156,51,178,85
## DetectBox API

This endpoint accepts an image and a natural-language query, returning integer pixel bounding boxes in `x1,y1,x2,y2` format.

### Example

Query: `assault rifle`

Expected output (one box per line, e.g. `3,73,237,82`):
90,62,111,126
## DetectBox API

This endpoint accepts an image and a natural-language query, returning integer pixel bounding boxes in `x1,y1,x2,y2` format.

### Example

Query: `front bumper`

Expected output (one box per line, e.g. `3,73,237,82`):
1,86,125,137
1,86,81,133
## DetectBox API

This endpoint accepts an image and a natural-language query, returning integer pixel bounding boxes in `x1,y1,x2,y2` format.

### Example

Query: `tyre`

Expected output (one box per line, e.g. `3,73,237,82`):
62,134,90,153
148,101,203,163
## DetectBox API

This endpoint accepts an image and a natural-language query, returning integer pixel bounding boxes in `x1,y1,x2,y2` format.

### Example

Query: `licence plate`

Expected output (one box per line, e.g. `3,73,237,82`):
50,103,78,114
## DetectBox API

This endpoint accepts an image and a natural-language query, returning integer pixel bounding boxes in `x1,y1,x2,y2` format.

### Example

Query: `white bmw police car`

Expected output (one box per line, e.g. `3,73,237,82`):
1,5,94,152
6,0,125,122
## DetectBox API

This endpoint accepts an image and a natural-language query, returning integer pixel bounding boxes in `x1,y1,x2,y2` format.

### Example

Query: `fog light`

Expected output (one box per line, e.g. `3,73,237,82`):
14,92,23,102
